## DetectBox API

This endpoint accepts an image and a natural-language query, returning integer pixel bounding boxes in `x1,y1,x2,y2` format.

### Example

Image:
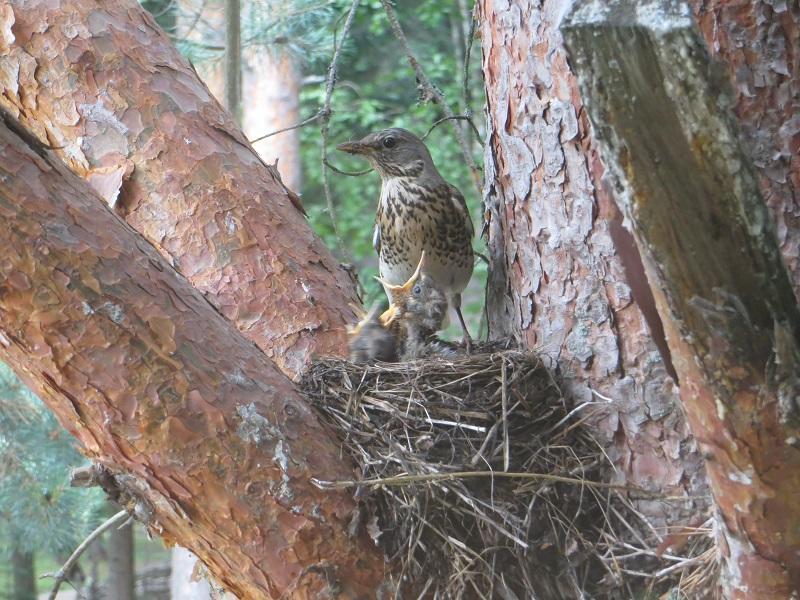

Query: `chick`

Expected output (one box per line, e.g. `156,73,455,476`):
347,304,399,364
378,252,452,360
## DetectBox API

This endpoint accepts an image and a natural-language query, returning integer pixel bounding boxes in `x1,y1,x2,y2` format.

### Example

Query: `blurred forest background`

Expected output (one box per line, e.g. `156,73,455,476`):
1,0,484,597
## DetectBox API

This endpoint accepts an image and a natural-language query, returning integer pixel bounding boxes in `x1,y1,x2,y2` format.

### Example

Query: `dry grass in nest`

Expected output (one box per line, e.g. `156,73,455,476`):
301,344,717,599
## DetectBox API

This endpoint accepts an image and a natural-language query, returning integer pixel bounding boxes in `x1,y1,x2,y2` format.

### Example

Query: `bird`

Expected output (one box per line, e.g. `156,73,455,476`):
337,127,475,349
378,251,450,359
347,303,399,364
347,253,460,363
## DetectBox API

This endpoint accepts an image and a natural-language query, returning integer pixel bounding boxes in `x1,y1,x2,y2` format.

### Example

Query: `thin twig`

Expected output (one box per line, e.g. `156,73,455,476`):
379,0,482,196
319,0,361,260
312,470,653,492
43,510,130,600
249,111,324,144
500,358,509,472
323,158,373,177
421,115,481,141
462,1,478,118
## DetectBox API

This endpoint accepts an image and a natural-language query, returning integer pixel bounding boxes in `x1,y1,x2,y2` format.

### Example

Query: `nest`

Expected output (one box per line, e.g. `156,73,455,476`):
301,344,717,599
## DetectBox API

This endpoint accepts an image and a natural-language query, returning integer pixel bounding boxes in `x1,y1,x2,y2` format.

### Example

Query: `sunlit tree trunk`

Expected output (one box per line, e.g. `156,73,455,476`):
244,49,303,192
0,113,384,598
478,0,707,530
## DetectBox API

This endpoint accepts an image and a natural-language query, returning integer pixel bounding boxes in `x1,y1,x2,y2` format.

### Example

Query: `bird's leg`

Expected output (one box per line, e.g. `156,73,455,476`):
453,294,472,352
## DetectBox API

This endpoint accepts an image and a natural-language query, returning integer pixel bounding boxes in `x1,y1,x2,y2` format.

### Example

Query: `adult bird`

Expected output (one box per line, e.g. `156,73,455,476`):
337,128,474,347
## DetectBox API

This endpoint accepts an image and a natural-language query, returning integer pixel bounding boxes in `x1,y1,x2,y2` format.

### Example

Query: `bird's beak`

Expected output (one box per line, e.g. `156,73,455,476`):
375,275,403,305
411,251,427,279
336,140,371,155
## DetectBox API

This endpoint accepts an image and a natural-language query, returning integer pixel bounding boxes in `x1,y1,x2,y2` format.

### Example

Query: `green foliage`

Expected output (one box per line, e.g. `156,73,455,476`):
0,364,104,558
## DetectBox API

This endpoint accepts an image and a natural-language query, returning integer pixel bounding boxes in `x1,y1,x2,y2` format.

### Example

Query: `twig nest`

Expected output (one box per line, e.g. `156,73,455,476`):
303,344,605,597
302,344,717,598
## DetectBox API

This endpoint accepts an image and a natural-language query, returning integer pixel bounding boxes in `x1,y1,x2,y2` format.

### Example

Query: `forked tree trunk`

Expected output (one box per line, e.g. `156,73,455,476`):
0,0,359,379
564,3,800,597
0,113,384,598
478,0,707,529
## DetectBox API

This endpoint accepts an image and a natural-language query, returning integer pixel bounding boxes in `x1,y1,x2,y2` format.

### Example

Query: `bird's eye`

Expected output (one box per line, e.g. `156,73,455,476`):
412,284,422,296
383,136,396,148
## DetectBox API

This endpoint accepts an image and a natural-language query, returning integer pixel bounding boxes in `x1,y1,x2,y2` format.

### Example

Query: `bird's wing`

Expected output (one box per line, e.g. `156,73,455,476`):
448,184,474,239
373,206,382,253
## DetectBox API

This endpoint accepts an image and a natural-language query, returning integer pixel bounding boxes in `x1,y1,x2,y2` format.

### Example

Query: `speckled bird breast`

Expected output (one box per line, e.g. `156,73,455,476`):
376,178,473,296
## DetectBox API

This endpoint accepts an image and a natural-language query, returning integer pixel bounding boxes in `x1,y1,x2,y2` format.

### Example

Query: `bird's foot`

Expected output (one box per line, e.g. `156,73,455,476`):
454,303,472,354
462,333,473,354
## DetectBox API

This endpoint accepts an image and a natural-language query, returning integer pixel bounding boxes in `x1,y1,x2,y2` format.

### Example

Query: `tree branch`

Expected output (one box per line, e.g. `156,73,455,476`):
43,510,130,600
319,0,362,261
0,110,385,598
3,0,359,378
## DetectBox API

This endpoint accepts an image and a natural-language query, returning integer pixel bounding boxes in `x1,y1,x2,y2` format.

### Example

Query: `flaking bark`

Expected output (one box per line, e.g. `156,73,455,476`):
0,113,384,599
0,0,359,378
478,0,707,528
564,2,800,596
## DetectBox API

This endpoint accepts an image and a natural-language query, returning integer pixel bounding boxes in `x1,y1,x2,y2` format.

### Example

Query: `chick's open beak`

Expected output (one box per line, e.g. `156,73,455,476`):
336,140,371,155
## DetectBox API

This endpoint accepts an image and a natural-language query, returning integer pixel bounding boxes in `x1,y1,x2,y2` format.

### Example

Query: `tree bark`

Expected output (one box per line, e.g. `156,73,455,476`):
106,510,135,600
563,3,800,597
0,0,359,378
0,113,384,598
690,0,800,299
11,547,36,600
478,0,707,527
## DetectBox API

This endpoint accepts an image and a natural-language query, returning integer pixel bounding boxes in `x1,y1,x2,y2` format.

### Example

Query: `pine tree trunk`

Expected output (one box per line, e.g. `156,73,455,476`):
244,49,303,193
0,112,383,598
563,3,800,596
0,0,359,379
224,0,242,124
477,0,707,528
106,513,135,600
11,547,35,600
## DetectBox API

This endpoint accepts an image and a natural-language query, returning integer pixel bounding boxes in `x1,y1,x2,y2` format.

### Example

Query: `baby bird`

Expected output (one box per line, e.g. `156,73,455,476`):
337,128,474,348
379,252,452,360
347,304,399,364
